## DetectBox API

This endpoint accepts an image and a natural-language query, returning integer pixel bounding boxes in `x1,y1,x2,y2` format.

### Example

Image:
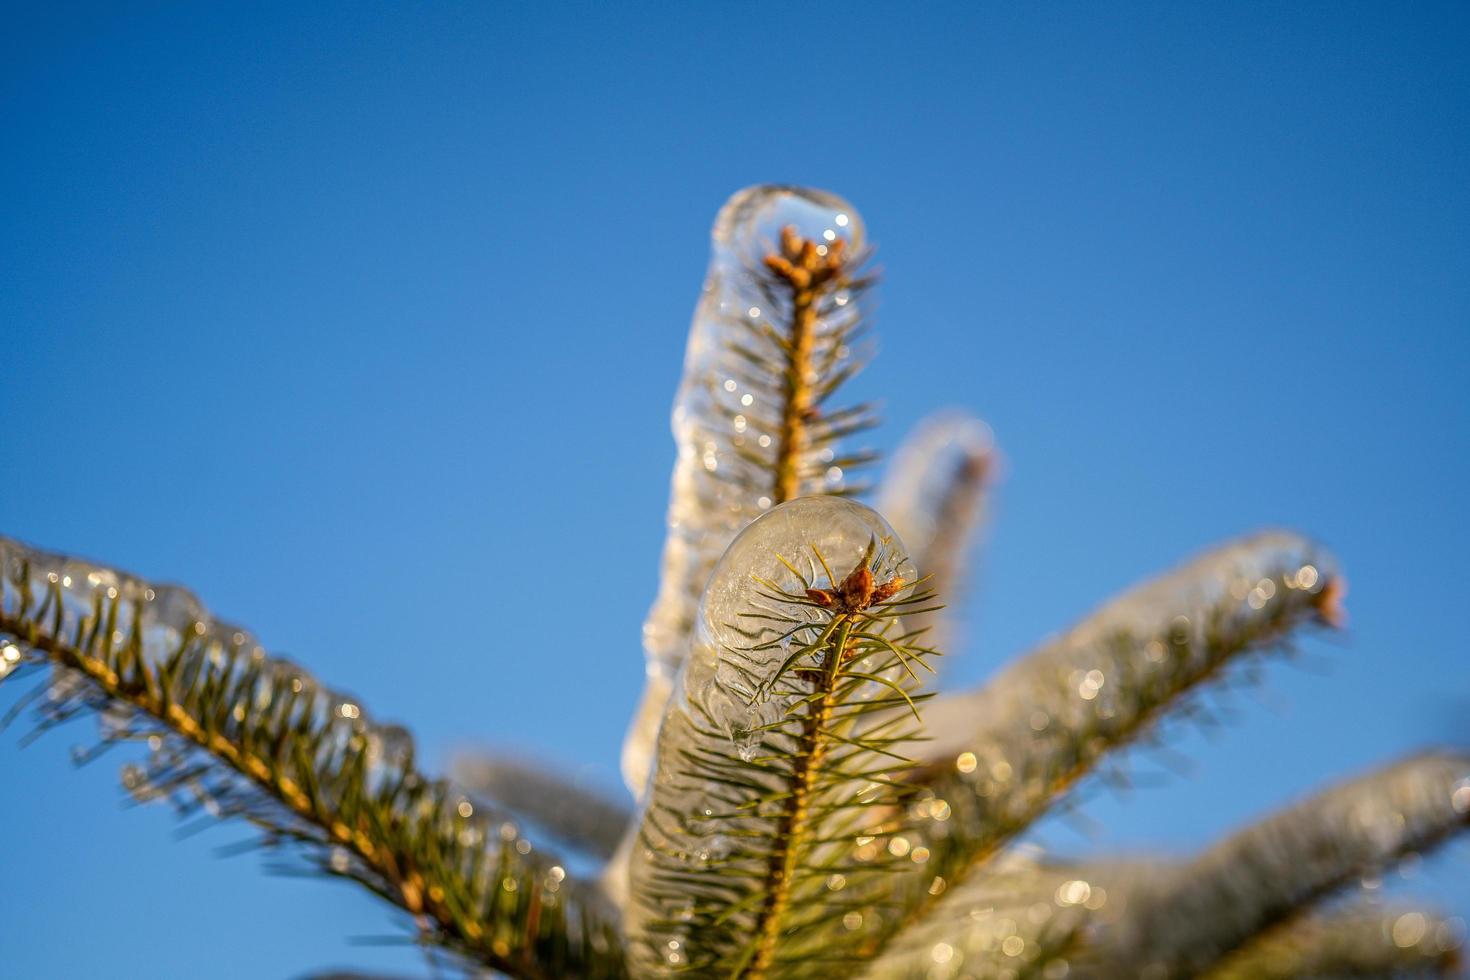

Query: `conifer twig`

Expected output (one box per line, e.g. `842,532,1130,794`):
1082,752,1470,978
625,498,931,979
861,531,1344,959
1202,902,1464,979
856,854,1151,980
859,851,1468,980
876,411,995,665
451,751,631,860
624,186,877,796
0,536,625,980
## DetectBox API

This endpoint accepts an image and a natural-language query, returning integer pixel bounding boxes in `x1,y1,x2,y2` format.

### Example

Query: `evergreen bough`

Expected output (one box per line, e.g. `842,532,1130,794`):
4,185,1466,979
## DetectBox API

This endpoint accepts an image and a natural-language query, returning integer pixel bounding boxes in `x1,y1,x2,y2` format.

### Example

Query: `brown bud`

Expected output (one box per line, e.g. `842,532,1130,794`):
870,577,906,605
764,254,796,279
805,588,835,607
780,225,803,261
840,565,875,609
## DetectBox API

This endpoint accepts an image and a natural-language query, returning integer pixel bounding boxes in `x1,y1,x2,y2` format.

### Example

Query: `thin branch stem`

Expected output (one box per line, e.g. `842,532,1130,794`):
745,616,851,978
774,277,817,504
767,225,850,505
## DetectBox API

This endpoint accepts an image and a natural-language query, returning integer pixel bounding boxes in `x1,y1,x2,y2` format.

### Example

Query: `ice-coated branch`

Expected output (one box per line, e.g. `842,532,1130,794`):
875,412,995,663
1203,902,1464,979
861,531,1343,957
624,185,877,797
0,536,625,980
625,498,934,979
860,850,1466,980
1079,752,1470,978
856,855,1149,980
451,751,631,859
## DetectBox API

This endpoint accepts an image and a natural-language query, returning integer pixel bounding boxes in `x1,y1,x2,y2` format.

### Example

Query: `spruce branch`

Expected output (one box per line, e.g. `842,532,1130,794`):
876,411,995,665
861,852,1468,980
11,180,1466,980
861,531,1343,959
624,185,877,797
1203,902,1465,979
855,854,1151,980
1082,751,1470,978
0,536,625,980
451,751,632,860
878,759,1470,979
624,497,933,979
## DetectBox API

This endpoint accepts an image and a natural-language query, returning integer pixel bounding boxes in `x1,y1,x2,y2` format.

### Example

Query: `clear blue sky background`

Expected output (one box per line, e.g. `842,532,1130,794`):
3,3,1467,976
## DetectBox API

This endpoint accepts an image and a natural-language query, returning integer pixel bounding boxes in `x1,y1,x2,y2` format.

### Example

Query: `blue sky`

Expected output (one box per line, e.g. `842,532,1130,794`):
3,3,1467,976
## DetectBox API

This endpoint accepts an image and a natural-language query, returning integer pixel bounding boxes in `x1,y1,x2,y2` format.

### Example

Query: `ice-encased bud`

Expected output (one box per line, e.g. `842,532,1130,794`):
710,184,865,269
625,185,871,795
626,496,915,955
684,495,915,755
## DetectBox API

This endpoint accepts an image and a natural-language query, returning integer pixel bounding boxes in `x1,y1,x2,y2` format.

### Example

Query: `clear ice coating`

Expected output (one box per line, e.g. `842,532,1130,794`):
856,855,1152,980
866,835,1467,980
625,497,915,967
689,496,913,754
1206,904,1466,979
0,534,228,677
0,535,410,793
623,185,870,795
839,531,1345,960
0,535,627,975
